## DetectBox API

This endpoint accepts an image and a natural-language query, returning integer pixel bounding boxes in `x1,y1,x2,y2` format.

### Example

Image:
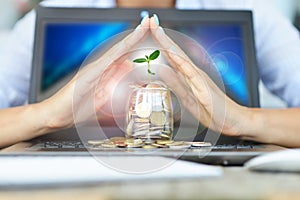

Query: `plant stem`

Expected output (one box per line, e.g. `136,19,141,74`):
147,61,151,83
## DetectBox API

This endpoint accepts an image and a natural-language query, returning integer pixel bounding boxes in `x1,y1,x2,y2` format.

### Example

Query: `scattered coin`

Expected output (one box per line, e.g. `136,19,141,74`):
125,138,143,145
144,139,155,145
101,143,117,148
191,142,212,147
166,141,184,146
87,139,109,145
139,135,162,140
115,142,127,148
168,143,191,149
142,145,157,149
110,137,126,142
156,140,174,145
160,133,171,139
87,139,211,150
127,143,144,148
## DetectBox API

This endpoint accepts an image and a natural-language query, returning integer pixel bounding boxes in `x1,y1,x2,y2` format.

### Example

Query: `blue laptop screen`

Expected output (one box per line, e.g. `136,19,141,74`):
42,22,248,105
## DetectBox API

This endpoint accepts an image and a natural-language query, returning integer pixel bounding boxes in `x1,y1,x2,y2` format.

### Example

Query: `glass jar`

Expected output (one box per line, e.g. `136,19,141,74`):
126,81,173,141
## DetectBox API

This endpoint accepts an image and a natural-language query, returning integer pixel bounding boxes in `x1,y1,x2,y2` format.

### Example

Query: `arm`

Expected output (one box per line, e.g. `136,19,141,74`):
150,16,300,148
242,108,300,148
0,17,150,148
0,103,53,148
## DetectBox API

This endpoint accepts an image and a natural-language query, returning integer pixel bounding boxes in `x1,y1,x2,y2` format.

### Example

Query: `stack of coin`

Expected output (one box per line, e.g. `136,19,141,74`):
126,82,173,141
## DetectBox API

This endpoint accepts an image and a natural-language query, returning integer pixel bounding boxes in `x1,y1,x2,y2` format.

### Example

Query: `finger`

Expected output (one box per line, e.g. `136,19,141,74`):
149,16,192,77
94,60,133,110
98,16,150,65
74,17,150,94
97,60,133,97
150,16,188,60
158,67,210,126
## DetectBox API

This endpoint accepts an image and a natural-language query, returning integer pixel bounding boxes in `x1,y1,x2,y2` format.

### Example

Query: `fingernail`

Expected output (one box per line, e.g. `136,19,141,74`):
153,14,159,26
158,27,165,34
135,24,141,30
141,15,149,25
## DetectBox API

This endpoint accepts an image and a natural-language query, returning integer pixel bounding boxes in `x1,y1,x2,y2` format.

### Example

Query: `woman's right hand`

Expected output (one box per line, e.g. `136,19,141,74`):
149,15,249,137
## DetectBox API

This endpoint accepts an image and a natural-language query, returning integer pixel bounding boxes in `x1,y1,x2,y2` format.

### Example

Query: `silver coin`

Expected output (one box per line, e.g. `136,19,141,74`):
134,118,149,123
139,135,162,140
156,140,174,145
169,144,191,149
191,142,212,147
101,143,116,148
150,111,166,126
87,139,109,145
127,143,144,148
142,145,157,149
125,138,143,145
166,141,184,146
135,102,152,118
160,133,171,139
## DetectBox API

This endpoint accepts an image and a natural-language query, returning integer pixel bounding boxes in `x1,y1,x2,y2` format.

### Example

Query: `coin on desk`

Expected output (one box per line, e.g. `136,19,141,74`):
156,140,174,145
87,139,109,145
191,142,212,147
142,145,157,149
168,142,191,149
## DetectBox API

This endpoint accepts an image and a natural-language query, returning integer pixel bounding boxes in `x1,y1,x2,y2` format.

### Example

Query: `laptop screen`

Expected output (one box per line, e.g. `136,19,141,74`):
42,21,249,104
31,7,259,109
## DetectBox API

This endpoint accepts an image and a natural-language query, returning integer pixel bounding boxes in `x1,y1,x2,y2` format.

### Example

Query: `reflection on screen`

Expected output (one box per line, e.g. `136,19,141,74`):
42,22,248,105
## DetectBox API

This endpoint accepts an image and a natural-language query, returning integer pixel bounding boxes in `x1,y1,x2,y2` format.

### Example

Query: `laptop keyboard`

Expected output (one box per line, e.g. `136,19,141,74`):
42,141,85,149
30,141,263,151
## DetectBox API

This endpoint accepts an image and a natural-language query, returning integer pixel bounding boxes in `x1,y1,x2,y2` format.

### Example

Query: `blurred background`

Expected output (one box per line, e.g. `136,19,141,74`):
0,0,300,108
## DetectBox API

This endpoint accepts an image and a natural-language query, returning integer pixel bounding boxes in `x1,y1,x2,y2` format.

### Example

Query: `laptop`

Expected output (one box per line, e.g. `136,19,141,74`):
14,4,284,165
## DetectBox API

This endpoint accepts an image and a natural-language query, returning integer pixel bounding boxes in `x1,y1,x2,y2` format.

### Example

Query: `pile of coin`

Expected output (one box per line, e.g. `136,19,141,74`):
126,82,173,140
87,137,212,150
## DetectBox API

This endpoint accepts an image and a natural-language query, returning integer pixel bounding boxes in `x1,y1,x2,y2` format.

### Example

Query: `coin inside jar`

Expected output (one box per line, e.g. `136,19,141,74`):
135,102,152,118
150,111,166,126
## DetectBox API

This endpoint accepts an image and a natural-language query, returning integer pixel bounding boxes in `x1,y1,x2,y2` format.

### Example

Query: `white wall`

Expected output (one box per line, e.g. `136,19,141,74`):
0,0,19,30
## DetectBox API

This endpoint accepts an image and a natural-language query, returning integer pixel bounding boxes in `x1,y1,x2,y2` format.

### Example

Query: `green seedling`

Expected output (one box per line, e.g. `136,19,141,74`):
133,50,160,82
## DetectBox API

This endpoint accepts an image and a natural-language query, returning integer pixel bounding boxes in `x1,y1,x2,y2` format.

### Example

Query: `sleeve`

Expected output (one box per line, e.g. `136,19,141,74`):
252,1,300,107
0,10,36,108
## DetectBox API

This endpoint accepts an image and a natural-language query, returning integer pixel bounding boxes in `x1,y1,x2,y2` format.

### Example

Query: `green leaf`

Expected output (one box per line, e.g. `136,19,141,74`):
149,50,160,60
133,58,147,63
148,69,155,75
145,55,149,59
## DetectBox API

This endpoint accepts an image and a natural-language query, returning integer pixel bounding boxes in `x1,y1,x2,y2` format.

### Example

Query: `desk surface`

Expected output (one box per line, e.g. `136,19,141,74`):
0,167,300,200
1,143,300,200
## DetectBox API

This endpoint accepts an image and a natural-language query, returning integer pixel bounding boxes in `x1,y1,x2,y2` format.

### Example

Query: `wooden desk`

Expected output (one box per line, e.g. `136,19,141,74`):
1,144,300,200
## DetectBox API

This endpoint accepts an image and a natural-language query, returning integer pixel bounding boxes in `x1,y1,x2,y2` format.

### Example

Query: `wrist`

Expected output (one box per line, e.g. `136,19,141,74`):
36,100,70,133
22,103,53,138
238,108,271,143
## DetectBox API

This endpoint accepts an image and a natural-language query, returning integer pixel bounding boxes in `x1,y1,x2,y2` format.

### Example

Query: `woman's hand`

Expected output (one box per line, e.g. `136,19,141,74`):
41,17,151,131
149,15,249,137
